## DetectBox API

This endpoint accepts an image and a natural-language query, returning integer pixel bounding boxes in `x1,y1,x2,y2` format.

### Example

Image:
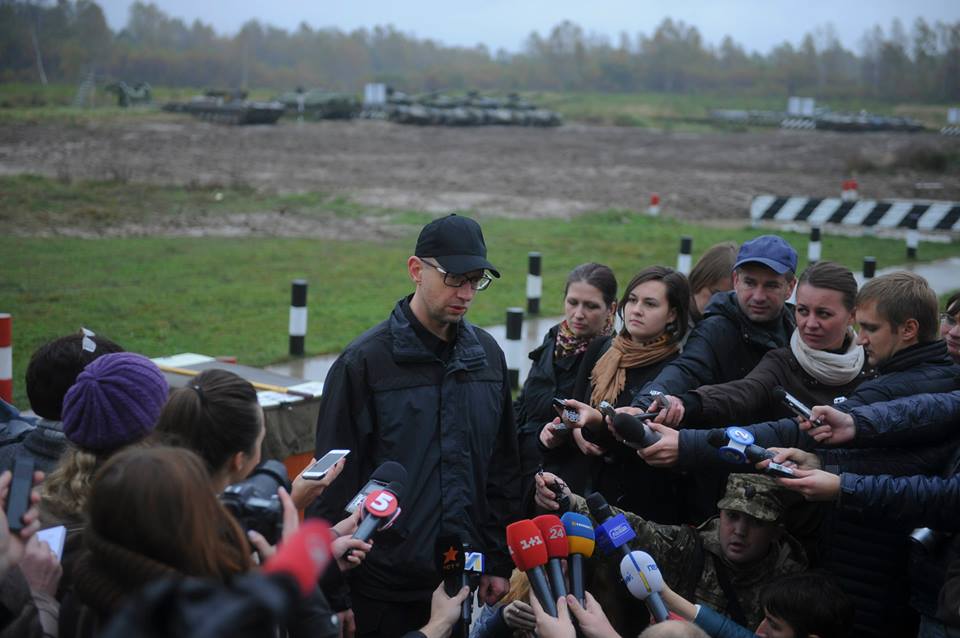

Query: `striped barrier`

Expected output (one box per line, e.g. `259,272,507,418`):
750,195,960,233
781,118,816,130
0,314,10,403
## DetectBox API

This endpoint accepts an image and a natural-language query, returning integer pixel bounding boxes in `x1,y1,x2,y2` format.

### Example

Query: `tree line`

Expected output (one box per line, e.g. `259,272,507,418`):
2,0,958,102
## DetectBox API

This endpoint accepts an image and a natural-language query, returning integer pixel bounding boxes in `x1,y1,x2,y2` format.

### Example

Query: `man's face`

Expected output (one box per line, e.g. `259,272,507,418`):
755,611,797,638
718,509,780,565
856,300,909,367
410,257,480,335
733,264,795,323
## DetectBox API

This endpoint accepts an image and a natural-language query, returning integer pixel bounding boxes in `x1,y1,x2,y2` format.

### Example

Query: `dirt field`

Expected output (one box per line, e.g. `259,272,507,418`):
1,116,958,234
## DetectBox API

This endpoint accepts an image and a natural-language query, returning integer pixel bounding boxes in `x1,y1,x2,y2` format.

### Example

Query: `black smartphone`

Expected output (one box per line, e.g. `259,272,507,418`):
764,461,797,478
301,449,350,480
775,387,814,421
6,457,34,533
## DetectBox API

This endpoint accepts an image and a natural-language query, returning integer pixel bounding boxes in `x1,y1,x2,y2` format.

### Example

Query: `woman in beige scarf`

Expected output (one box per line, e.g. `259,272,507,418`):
540,265,692,523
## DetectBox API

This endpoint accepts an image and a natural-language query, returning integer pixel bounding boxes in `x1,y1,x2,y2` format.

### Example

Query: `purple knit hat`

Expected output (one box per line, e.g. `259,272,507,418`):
62,352,168,452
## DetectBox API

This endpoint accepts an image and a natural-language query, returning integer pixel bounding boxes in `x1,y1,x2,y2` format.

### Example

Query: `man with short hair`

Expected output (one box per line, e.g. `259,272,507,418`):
632,235,798,416
307,214,521,637
535,472,808,632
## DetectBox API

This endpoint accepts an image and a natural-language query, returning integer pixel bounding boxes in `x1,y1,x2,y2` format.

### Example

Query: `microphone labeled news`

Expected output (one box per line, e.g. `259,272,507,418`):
620,550,669,624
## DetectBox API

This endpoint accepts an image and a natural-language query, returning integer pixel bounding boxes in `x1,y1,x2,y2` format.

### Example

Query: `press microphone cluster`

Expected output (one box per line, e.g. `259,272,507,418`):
507,519,558,617
561,512,594,605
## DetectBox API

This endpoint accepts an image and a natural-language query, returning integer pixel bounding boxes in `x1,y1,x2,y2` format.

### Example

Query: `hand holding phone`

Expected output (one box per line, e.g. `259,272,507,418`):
302,450,350,481
552,398,579,428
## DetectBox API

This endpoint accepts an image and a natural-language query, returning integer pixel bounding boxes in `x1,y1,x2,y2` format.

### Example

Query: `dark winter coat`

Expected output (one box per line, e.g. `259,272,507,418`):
632,291,795,409
542,335,697,523
307,297,521,604
0,418,68,476
513,324,592,505
679,343,873,427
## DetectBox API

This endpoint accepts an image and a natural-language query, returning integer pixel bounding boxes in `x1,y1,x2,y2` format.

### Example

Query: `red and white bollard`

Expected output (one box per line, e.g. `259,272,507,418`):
841,179,859,202
648,193,661,216
0,314,11,404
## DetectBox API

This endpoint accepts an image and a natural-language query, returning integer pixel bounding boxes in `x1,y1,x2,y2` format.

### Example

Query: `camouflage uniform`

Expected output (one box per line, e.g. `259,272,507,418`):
569,474,807,631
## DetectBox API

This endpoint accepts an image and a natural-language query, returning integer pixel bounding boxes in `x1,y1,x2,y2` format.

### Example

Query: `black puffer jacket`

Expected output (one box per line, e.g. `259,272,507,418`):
633,291,795,409
307,298,521,603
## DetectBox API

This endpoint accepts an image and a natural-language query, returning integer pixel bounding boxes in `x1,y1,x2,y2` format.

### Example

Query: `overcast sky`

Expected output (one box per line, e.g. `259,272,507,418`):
97,0,958,54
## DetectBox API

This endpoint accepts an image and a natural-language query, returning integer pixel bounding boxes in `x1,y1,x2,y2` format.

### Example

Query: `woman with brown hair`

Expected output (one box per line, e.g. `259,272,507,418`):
60,446,253,636
541,265,692,522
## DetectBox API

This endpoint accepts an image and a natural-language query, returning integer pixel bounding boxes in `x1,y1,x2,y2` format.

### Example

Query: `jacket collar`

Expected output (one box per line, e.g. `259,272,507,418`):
703,291,796,349
878,340,954,374
389,297,487,371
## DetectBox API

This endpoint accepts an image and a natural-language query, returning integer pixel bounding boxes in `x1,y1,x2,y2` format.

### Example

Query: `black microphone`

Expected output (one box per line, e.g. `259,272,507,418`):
435,535,471,638
586,492,636,559
611,412,661,448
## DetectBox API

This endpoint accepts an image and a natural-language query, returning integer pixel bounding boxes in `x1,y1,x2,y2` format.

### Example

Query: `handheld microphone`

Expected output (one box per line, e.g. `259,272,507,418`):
772,386,818,423
435,536,473,638
506,520,557,617
533,515,569,599
706,427,796,478
619,550,669,623
348,480,403,555
586,492,636,558
585,401,659,448
263,520,333,597
561,512,594,605
611,412,661,448
345,461,407,514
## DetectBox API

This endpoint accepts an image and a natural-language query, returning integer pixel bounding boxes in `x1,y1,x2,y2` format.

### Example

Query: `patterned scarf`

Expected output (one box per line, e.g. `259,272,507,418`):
554,315,613,361
590,332,678,407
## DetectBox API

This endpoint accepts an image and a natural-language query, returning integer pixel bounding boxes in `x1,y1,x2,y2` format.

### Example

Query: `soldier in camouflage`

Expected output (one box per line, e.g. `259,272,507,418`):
535,472,807,631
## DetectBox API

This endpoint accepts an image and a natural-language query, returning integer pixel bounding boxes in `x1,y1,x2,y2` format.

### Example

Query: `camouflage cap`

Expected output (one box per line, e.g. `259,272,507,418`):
716,474,785,523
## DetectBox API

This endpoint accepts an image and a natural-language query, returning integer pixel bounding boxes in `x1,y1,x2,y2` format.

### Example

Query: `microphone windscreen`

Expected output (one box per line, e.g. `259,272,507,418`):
506,520,548,571
561,512,595,557
585,492,612,522
435,535,464,576
263,520,332,596
619,550,666,601
385,480,404,500
370,461,407,486
533,514,569,559
706,429,727,448
771,386,787,402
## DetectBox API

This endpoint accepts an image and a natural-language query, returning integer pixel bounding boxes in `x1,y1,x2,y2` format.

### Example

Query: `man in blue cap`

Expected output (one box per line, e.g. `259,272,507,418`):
307,214,520,637
633,235,798,412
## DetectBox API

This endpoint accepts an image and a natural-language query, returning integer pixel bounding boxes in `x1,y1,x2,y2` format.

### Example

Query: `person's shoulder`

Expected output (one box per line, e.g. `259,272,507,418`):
337,318,393,362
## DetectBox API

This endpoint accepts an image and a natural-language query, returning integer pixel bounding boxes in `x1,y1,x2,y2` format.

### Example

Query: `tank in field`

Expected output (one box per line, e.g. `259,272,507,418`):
274,88,360,120
162,89,284,125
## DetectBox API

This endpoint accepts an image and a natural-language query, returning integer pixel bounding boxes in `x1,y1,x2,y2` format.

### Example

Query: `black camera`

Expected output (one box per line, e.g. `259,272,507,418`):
221,460,290,546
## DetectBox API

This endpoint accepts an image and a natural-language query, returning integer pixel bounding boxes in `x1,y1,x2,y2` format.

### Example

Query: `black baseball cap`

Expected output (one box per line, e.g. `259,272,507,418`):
415,214,501,278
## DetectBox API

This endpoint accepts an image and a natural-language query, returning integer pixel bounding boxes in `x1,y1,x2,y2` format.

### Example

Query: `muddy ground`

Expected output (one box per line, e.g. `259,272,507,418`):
1,116,958,236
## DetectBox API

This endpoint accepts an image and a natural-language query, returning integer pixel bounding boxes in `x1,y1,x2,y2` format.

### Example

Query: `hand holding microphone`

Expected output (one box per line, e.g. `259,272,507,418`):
346,480,403,559
706,427,797,478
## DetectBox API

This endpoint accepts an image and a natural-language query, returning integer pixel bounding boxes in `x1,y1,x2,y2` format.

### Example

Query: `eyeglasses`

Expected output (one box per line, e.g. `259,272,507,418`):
942,313,959,328
421,260,492,291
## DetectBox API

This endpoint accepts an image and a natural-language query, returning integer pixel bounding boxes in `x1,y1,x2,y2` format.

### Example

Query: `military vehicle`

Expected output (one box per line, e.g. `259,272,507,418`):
362,87,562,127
274,88,360,120
163,90,284,125
105,81,152,107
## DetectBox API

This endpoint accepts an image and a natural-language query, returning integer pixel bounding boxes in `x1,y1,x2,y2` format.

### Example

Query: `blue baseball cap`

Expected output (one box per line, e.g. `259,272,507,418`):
732,235,798,275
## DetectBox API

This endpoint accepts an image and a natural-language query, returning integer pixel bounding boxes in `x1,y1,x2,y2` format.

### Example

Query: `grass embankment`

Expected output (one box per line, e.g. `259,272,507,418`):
2,176,958,408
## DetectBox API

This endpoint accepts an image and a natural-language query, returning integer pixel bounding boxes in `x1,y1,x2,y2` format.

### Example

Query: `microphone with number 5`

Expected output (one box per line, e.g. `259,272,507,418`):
506,520,557,617
348,480,403,555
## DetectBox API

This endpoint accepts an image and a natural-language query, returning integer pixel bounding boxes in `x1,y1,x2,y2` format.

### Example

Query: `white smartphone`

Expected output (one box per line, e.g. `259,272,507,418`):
301,449,350,480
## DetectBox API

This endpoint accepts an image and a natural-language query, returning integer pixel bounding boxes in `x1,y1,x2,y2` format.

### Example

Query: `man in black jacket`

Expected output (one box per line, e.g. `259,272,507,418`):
632,235,798,415
307,214,520,637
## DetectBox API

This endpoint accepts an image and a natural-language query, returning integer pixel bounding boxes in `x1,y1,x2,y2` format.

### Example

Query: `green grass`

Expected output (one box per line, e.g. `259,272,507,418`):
2,196,958,408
